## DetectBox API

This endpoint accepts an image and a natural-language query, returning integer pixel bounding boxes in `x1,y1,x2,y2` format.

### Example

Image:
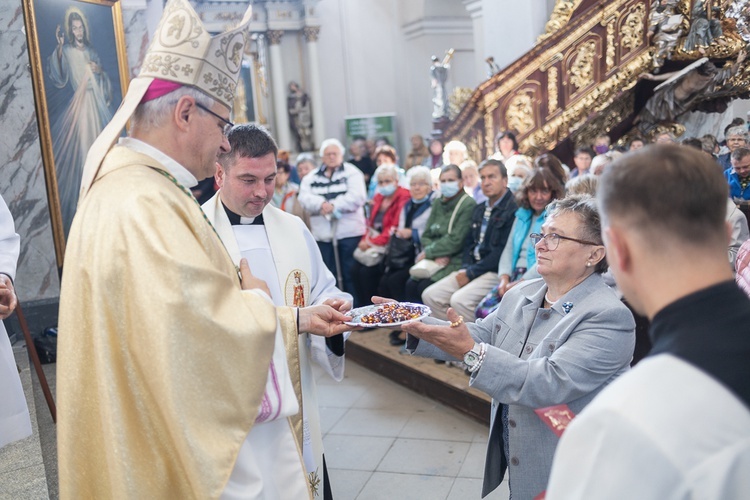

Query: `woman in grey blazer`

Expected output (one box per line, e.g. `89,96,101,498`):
398,196,636,499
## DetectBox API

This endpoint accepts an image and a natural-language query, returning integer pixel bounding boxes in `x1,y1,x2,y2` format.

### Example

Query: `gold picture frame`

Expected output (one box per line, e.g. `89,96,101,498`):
23,0,129,268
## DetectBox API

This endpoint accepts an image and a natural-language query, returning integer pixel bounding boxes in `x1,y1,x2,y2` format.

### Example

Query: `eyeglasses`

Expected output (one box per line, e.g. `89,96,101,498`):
529,232,600,251
195,102,234,136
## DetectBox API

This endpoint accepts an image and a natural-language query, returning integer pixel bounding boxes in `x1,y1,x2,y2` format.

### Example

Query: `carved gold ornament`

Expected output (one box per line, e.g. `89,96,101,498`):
570,40,597,91
506,92,535,135
621,4,646,53
539,0,584,42
547,67,559,113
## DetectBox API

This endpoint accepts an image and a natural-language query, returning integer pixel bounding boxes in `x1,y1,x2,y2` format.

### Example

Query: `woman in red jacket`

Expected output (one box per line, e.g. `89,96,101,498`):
351,162,410,306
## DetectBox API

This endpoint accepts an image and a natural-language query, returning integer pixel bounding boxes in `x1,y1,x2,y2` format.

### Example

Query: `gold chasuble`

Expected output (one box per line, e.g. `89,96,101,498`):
58,147,293,498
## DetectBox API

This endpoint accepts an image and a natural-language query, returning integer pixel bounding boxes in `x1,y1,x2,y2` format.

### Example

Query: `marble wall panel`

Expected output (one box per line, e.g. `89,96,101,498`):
0,2,60,303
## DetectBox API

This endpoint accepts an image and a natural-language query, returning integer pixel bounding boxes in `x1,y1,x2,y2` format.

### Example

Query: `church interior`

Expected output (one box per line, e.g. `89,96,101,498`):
2,0,750,498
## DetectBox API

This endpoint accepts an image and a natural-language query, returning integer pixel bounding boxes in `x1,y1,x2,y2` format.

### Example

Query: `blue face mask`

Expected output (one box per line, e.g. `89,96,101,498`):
440,181,460,198
377,184,397,197
594,145,609,155
507,176,524,193
411,194,430,204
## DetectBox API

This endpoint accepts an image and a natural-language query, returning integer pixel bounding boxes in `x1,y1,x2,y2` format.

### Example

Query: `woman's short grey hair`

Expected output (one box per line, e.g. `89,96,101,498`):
131,87,215,132
296,152,316,167
442,140,468,165
374,163,399,183
565,174,599,196
725,126,748,141
407,166,432,187
547,195,607,273
319,138,345,158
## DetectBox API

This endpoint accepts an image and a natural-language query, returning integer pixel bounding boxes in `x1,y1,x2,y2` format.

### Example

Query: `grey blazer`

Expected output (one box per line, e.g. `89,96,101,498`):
410,273,635,499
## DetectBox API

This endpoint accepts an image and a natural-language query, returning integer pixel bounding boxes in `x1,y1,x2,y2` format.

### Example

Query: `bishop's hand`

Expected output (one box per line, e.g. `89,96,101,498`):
239,258,271,297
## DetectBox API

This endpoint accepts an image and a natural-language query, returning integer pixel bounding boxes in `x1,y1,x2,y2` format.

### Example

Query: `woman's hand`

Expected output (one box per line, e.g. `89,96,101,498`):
358,240,371,251
400,308,475,359
415,251,426,262
395,228,413,239
434,256,450,266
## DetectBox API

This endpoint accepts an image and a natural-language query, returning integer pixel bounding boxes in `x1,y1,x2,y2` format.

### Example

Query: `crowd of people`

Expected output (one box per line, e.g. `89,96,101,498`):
2,2,748,498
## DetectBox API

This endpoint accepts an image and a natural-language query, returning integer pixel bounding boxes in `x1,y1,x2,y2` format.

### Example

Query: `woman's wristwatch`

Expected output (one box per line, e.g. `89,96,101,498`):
463,342,487,374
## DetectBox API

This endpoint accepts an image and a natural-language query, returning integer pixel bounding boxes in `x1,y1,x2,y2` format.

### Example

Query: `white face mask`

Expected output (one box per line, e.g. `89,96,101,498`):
440,181,460,198
507,176,524,193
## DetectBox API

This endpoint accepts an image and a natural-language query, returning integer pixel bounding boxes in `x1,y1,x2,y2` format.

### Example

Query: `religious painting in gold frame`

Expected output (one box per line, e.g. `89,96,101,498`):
22,0,129,267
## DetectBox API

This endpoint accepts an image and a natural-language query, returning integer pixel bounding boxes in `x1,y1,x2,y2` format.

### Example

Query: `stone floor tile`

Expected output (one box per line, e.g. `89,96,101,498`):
328,408,413,438
357,471,454,500
377,438,470,477
323,434,395,471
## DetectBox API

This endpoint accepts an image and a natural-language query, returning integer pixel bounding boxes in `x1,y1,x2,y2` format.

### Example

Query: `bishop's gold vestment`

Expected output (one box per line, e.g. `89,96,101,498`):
58,146,292,498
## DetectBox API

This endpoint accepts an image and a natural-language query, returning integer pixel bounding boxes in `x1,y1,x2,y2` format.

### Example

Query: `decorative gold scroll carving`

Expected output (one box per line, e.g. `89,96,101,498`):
538,0,584,42
506,92,535,135
620,4,645,53
521,51,652,153
449,87,474,120
484,103,496,152
548,67,559,113
570,40,597,91
482,0,623,109
603,16,617,71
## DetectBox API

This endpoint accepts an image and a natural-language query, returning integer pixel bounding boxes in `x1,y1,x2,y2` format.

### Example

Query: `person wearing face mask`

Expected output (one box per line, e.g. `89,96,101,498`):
422,160,518,323
506,159,533,194
593,133,611,155
475,168,565,318
404,164,477,303
351,164,411,306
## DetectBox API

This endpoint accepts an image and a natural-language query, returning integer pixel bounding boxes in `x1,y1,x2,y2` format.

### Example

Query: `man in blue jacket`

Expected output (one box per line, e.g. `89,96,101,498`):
422,159,517,322
725,146,750,200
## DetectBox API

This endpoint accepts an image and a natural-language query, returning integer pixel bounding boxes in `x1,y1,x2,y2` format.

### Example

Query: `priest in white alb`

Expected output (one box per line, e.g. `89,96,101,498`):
203,123,352,499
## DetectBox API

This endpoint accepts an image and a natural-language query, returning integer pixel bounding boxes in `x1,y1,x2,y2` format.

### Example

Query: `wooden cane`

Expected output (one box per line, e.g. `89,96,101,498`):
15,301,56,423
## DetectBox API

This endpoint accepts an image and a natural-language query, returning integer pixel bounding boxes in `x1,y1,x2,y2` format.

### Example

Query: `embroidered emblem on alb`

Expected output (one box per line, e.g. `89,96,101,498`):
284,269,310,307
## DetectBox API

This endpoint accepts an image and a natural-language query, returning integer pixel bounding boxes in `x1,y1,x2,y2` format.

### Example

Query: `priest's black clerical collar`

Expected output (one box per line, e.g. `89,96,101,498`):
222,202,264,225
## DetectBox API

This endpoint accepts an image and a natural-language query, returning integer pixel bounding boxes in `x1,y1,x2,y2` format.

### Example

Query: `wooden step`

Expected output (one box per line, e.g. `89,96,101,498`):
345,328,491,425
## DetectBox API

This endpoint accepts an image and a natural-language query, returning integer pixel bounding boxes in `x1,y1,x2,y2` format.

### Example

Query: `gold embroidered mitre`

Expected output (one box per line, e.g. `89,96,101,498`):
139,0,250,108
79,0,252,200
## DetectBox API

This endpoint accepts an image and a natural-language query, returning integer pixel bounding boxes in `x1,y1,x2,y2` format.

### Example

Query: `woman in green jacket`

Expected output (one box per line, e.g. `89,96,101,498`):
404,164,476,302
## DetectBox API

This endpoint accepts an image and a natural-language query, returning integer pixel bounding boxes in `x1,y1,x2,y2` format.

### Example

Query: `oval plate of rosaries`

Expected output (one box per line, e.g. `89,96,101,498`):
345,302,431,328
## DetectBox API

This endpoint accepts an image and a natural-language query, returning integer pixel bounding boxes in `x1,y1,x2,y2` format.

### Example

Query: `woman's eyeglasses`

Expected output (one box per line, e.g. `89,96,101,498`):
529,232,599,251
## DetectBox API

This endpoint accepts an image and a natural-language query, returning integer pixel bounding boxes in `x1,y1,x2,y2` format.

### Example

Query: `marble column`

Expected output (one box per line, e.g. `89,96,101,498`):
303,26,326,150
266,30,293,150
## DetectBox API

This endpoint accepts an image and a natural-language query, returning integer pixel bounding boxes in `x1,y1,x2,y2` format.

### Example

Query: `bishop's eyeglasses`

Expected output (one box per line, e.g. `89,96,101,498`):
195,102,234,136
529,232,600,251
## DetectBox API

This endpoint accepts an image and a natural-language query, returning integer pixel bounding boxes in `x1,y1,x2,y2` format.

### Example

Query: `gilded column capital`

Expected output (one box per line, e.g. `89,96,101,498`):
303,26,320,43
266,30,284,45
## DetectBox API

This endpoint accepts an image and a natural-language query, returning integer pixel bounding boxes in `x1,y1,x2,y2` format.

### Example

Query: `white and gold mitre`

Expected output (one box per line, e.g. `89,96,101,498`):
79,0,252,200
139,0,251,108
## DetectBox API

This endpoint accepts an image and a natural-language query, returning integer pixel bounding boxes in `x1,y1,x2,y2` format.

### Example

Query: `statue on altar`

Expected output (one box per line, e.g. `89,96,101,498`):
636,50,747,136
431,49,454,119
287,81,314,152
648,0,685,70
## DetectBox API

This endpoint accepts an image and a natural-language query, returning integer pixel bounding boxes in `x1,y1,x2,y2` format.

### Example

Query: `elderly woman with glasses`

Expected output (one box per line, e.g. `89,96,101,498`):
389,196,635,499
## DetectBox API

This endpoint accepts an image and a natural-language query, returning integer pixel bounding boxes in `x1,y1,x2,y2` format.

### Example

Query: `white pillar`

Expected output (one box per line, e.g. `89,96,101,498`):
267,30,293,150
303,26,326,150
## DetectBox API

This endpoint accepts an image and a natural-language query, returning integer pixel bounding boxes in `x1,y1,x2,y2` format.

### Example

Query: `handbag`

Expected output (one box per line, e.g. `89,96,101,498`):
384,236,416,271
408,194,469,280
408,258,443,279
353,245,386,267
